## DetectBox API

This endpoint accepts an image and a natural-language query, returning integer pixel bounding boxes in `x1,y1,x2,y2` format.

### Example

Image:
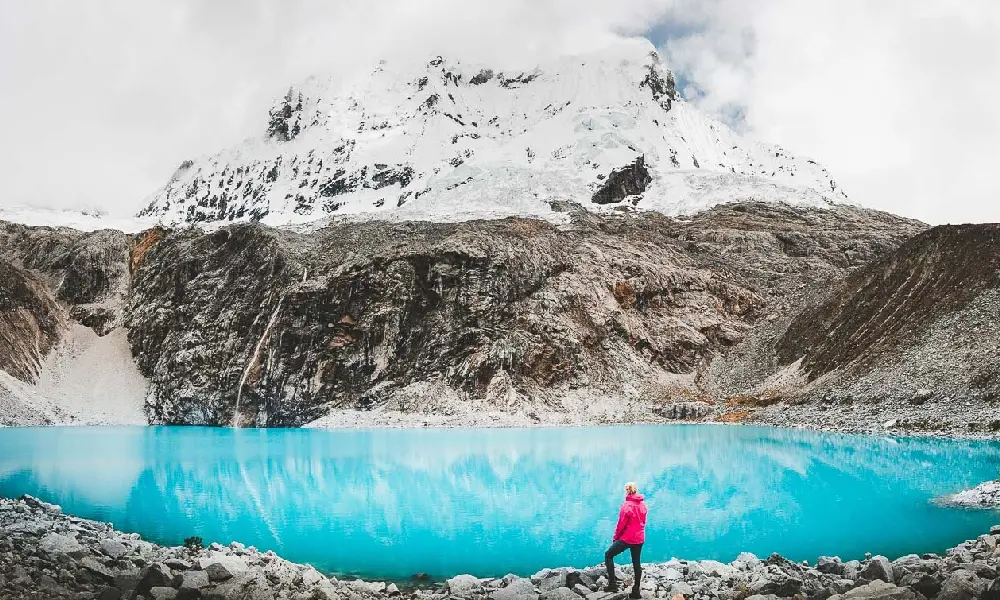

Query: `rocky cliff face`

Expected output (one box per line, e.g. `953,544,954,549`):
119,202,920,427
0,202,933,428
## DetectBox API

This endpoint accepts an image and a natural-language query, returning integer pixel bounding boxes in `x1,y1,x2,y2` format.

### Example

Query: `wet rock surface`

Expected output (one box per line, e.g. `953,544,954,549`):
3,495,999,600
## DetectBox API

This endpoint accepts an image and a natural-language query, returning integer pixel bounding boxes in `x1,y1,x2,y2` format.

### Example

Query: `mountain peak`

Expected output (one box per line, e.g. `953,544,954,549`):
139,39,847,227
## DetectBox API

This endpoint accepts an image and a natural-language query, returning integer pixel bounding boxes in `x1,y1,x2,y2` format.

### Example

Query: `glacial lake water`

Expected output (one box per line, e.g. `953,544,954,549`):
1,425,998,580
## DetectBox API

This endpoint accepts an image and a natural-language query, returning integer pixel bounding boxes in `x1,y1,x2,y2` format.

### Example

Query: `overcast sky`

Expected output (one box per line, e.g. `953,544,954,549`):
1,0,997,224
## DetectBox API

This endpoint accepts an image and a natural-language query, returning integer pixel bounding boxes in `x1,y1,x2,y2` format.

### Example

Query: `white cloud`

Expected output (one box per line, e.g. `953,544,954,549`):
1,1,998,224
661,0,1000,224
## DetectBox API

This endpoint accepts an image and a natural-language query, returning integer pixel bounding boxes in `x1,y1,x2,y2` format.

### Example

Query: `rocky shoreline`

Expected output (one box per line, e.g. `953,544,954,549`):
3,495,1000,600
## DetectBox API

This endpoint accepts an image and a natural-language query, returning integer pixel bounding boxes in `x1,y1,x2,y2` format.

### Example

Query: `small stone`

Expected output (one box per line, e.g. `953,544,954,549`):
990,525,1000,535
668,582,692,597
386,583,400,595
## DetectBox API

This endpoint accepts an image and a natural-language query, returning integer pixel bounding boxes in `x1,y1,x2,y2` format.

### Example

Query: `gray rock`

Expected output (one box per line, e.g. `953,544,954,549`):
832,580,916,599
668,581,693,597
447,574,482,598
492,578,538,600
150,587,179,600
39,533,86,558
79,556,115,582
983,577,1000,600
202,555,249,581
136,563,175,594
100,539,128,559
539,574,568,593
817,556,844,576
936,569,985,600
539,587,579,600
910,389,933,405
861,555,894,584
732,552,761,571
179,570,210,591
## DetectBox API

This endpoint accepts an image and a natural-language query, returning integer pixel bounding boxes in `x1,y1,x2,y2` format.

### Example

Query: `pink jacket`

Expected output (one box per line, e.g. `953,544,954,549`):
613,493,648,544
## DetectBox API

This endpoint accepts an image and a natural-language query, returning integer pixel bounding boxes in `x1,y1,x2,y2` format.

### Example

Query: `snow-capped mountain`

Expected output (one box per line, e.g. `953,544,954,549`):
138,38,848,227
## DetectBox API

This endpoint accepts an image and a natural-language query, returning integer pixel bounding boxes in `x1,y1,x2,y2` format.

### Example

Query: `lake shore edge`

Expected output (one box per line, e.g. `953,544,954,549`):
304,407,1000,442
3,494,999,600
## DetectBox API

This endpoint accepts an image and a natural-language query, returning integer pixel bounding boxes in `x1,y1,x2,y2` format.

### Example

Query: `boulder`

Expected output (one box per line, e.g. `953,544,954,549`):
896,571,941,598
936,569,985,600
448,574,483,598
100,539,129,559
817,556,845,576
38,532,86,558
136,563,176,596
79,556,115,582
150,587,179,600
539,587,579,600
200,555,249,582
539,573,568,593
831,580,916,599
983,577,1000,600
492,578,538,600
179,570,210,591
732,552,761,571
860,556,894,584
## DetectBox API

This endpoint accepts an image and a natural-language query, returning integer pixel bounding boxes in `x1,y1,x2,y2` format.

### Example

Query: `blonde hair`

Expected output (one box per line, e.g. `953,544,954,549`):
624,482,638,494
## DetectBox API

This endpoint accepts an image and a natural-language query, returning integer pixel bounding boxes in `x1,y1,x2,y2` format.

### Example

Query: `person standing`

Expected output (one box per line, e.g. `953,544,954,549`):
604,482,647,598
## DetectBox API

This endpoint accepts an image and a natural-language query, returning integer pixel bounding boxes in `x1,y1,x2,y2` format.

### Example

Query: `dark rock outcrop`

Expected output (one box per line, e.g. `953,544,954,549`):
0,260,63,382
592,157,652,204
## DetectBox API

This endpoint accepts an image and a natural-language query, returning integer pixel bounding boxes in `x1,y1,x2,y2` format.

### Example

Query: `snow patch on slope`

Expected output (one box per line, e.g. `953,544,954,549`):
0,205,156,233
139,38,848,227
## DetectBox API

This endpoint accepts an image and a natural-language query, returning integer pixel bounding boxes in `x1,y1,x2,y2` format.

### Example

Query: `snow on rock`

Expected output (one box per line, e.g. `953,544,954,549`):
139,38,848,228
0,205,156,234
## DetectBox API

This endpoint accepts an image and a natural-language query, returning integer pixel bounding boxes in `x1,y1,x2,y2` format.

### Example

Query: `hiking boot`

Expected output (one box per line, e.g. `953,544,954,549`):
604,582,619,593
628,591,642,599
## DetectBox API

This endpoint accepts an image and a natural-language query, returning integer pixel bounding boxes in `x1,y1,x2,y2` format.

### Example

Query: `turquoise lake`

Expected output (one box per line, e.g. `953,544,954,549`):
1,425,998,580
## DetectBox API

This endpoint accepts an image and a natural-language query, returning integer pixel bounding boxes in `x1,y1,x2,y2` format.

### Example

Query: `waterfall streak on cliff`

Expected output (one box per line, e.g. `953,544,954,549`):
232,295,285,428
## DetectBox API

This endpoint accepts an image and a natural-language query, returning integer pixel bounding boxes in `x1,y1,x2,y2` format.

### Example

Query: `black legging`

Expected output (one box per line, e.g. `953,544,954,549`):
605,540,642,590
